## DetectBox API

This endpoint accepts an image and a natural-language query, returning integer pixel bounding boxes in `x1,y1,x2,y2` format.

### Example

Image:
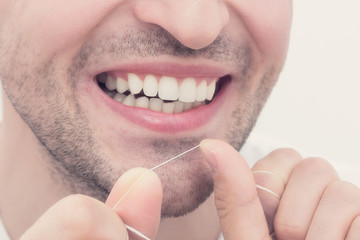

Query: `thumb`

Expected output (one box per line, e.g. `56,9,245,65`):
200,139,270,240
106,168,163,240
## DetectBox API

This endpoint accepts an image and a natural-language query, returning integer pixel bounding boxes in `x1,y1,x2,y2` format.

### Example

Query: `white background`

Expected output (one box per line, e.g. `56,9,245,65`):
1,1,360,182
250,0,360,184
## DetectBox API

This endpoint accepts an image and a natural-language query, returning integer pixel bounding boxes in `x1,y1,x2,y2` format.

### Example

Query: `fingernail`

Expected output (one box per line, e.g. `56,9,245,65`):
200,139,218,172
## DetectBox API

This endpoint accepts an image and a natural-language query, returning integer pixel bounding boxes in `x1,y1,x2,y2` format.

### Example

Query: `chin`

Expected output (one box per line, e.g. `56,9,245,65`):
156,160,214,218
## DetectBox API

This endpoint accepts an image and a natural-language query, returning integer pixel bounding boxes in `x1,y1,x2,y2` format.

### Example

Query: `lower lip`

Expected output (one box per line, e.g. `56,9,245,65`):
88,79,229,133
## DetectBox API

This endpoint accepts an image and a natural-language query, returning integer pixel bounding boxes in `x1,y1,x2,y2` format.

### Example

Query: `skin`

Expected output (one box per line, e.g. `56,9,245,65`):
0,0,359,239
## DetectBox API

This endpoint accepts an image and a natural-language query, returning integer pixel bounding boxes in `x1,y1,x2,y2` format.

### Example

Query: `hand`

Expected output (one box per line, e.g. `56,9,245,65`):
20,168,163,240
200,139,360,240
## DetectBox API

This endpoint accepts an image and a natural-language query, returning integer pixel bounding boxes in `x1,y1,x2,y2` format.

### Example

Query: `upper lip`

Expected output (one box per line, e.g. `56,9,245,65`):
89,59,232,79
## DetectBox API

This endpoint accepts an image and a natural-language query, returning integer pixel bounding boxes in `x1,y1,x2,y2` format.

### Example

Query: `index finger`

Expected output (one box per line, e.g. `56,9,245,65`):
200,139,271,240
106,168,163,240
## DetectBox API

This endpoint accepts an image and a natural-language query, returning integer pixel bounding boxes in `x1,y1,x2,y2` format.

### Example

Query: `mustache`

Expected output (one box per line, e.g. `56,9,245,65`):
70,27,250,72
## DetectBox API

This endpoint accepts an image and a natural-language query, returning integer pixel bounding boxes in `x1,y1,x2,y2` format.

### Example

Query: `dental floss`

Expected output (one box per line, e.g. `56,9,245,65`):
113,144,282,239
112,144,201,240
112,144,201,210
150,144,201,171
125,224,151,240
112,170,151,211
112,170,152,239
255,184,280,199
113,144,281,239
252,170,284,183
253,170,283,199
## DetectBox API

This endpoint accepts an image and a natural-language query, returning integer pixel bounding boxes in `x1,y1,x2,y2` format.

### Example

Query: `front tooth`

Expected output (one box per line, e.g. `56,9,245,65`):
113,93,126,103
162,102,175,114
183,102,193,111
158,76,179,101
149,98,163,112
143,74,158,97
192,101,203,108
105,75,117,91
135,96,149,109
179,78,196,103
174,101,184,113
196,80,207,101
206,81,216,100
123,95,135,107
128,73,143,94
116,77,129,93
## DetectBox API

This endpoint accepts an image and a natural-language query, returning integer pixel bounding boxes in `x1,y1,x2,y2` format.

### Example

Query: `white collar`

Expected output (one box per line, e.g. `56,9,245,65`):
0,216,10,240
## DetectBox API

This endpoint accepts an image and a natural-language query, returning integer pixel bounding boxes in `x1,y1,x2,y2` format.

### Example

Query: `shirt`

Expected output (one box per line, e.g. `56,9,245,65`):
0,217,10,240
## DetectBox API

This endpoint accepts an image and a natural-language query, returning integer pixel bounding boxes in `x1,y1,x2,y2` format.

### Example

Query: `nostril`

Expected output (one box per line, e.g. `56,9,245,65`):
134,0,230,50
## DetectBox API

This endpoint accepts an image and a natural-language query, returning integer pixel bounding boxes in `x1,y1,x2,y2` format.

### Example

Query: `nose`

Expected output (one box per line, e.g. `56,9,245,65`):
134,0,230,50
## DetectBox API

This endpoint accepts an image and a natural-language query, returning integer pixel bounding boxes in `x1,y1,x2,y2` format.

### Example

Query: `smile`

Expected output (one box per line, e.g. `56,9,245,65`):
96,71,228,114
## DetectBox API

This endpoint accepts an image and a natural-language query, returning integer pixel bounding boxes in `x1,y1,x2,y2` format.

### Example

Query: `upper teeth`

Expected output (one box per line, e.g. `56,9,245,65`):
100,72,218,113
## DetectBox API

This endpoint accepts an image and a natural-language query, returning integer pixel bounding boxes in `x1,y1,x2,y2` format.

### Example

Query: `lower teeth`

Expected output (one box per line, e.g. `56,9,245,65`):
101,85,206,114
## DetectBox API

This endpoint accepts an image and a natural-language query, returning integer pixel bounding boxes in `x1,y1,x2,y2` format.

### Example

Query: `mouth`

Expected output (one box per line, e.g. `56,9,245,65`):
90,64,232,133
95,71,230,114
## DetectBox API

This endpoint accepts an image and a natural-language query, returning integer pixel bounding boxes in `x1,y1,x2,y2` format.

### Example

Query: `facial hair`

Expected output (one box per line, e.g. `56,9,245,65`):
1,26,275,217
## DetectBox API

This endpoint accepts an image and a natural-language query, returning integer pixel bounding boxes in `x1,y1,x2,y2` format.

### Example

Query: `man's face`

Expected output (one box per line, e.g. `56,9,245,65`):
0,0,292,217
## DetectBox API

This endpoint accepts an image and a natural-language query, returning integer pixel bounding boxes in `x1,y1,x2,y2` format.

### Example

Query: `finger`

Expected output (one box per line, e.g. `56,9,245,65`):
306,181,360,240
200,139,270,240
106,168,163,240
346,215,360,240
252,148,302,233
21,195,128,240
275,157,339,240
253,148,303,183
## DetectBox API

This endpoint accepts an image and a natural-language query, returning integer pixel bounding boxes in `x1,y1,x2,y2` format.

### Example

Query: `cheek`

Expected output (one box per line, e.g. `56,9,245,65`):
229,0,292,62
4,0,121,59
